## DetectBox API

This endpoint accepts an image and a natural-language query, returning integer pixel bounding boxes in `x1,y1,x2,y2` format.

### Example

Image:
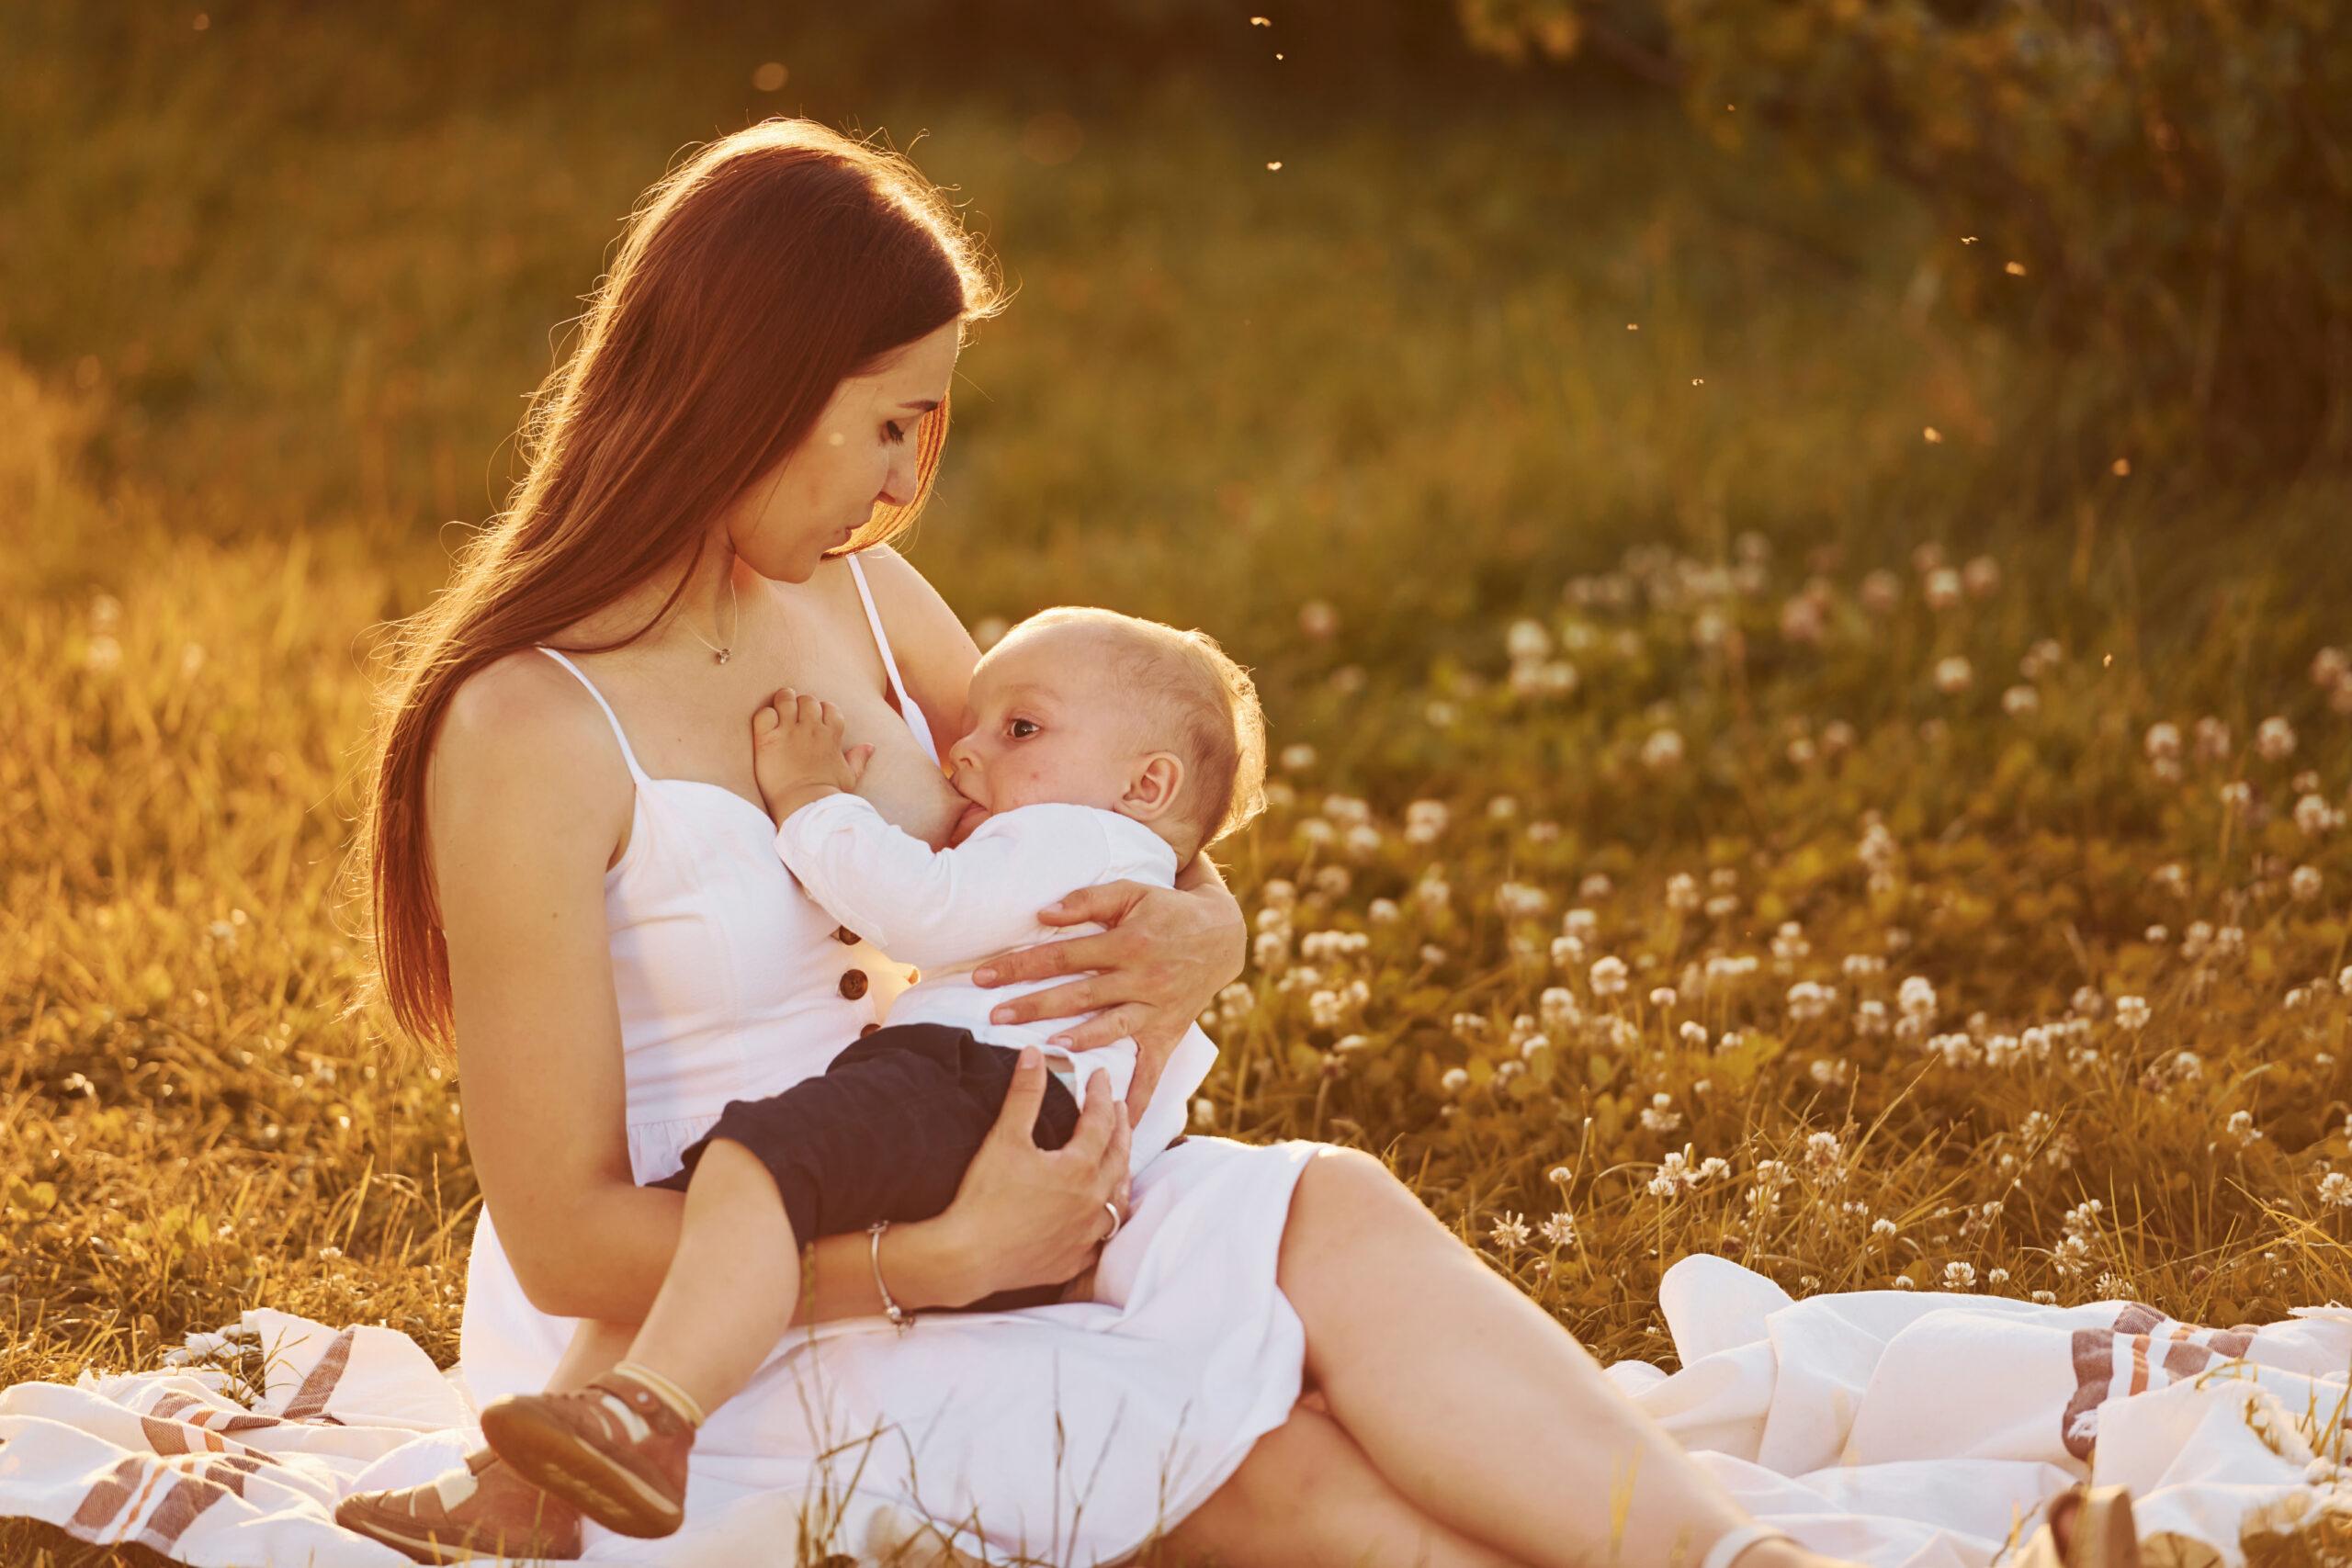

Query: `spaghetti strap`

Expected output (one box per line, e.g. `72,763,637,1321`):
535,646,652,781
845,553,942,767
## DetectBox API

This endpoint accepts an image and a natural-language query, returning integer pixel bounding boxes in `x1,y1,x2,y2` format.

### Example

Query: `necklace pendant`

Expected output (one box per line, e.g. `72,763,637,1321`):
714,648,730,666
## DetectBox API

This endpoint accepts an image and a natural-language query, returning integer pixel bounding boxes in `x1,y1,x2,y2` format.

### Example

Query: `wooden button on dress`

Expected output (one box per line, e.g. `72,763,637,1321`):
859,1022,881,1038
838,968,868,1000
833,926,860,945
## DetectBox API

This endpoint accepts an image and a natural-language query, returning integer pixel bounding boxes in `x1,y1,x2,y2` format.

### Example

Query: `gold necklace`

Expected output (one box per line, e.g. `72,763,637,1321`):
682,572,741,666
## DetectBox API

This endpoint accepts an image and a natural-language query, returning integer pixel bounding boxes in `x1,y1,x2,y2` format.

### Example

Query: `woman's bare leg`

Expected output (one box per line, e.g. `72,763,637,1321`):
1157,1404,1521,1568
1274,1149,1818,1568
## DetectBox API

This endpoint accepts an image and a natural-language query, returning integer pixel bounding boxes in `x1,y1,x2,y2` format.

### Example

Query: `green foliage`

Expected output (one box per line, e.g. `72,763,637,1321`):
1462,0,2352,486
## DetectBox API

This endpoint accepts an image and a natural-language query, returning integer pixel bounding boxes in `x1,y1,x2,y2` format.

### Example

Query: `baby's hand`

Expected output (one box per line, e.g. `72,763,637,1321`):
752,689,874,823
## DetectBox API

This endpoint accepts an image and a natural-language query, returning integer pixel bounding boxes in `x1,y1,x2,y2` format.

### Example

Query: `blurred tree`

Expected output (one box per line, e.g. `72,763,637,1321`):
1457,0,2352,485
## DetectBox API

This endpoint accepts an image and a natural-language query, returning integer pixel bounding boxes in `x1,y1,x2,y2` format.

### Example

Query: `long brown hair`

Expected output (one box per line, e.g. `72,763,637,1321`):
358,119,1007,1047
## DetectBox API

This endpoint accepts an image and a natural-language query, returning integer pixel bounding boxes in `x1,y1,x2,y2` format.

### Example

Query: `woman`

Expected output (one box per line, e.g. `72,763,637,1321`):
334,117,1872,1568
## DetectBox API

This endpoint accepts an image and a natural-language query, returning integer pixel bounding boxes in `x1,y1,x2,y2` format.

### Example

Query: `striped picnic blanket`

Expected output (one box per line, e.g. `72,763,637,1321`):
4,1257,2350,1564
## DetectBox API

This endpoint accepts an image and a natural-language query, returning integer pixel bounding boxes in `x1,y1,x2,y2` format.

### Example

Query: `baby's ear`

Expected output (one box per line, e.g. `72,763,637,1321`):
1122,752,1183,820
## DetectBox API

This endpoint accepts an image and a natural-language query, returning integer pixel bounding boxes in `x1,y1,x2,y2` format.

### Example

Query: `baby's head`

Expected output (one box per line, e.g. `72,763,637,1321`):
945,607,1267,864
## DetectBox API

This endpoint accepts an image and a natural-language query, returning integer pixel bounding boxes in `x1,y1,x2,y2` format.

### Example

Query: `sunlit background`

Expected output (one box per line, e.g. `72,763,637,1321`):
6,5,2352,1560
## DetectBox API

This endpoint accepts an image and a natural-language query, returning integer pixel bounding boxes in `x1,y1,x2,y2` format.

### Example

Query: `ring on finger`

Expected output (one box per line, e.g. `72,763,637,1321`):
1101,1200,1123,1244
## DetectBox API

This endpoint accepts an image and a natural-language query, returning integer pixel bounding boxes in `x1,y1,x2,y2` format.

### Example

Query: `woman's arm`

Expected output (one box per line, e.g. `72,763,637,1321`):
430,654,1121,1323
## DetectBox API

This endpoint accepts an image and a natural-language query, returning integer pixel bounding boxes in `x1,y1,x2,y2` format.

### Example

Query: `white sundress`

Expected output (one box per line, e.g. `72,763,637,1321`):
434,554,1317,1564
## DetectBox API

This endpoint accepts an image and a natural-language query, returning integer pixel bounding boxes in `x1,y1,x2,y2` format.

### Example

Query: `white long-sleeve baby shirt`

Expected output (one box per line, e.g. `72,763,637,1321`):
772,792,1218,1171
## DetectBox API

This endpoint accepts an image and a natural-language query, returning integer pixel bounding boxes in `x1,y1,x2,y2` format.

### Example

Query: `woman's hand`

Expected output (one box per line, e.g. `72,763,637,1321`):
972,863,1247,1126
933,1048,1132,1303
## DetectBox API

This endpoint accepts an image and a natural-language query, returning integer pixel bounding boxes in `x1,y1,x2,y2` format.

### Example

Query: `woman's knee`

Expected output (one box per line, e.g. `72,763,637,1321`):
1285,1146,1429,1246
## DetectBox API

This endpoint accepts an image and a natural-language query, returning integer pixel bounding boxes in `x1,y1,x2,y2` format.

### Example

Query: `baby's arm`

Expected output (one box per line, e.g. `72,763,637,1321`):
752,689,1136,970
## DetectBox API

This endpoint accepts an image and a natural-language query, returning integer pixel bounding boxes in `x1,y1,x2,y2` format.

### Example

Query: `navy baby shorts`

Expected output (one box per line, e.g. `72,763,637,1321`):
647,1021,1083,1311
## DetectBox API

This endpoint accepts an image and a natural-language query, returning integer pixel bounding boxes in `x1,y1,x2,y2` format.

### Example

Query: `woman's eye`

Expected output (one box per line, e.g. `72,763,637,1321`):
1008,718,1038,739
884,422,908,445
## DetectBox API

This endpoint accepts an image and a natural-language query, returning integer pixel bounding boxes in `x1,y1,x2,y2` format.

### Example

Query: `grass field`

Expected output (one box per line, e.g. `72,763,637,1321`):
7,7,2352,1563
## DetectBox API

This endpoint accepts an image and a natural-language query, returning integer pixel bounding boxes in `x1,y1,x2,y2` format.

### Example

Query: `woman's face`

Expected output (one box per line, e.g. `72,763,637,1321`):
721,318,961,582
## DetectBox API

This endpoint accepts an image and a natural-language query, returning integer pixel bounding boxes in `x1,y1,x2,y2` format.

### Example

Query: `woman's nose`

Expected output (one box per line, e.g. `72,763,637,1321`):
878,437,920,507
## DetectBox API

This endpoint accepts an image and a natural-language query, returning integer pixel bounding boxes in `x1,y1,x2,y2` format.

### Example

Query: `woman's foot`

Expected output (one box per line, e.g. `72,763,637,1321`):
479,1371,698,1539
335,1448,582,1563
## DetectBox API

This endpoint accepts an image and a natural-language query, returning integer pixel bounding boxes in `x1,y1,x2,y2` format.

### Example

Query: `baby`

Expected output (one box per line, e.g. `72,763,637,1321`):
469,606,1266,1544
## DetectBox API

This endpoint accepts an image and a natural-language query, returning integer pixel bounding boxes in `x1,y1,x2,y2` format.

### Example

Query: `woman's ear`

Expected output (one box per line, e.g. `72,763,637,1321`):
1121,752,1183,821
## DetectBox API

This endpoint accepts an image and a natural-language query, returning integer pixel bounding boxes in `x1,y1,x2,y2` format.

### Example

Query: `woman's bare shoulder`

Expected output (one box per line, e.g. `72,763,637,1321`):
433,650,633,836
853,546,980,673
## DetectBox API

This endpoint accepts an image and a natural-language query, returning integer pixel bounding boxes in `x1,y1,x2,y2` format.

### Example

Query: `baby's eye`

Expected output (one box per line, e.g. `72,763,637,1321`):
1008,718,1039,739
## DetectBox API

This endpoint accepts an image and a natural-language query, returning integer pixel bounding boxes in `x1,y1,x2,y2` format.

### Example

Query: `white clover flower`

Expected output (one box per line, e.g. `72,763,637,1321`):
2021,638,2064,680
1367,897,1400,924
1665,873,1702,913
1804,1131,1844,1174
1539,1211,1579,1248
1488,1211,1532,1251
1403,799,1450,844
2314,648,2351,687
2226,1111,2262,1148
1639,1093,1682,1134
1192,1097,1217,1128
1898,976,1939,1023
2002,684,2041,716
1860,570,1902,615
1679,1021,1710,1046
1506,619,1552,661
1923,567,1962,610
1496,881,1549,919
1440,1066,1470,1096
2296,794,2343,837
1933,656,1974,694
2292,866,2324,903
1279,742,1317,773
1646,1151,1697,1199
2153,862,2189,897
2220,780,2254,813
1695,1156,1730,1182
1787,981,1837,1022
1642,728,1687,771
1943,1261,1977,1290
2194,716,2233,762
2144,722,2182,762
1871,1217,1898,1239
1344,824,1383,859
1589,955,1629,998
2257,716,2298,761
1962,556,2001,598
1894,1274,1917,1290
1780,595,1826,644
2322,1172,2352,1211
1563,908,1600,939
1298,600,1339,639
2114,996,2150,1031
1415,876,1452,913
1647,986,1678,1010
1424,699,1458,728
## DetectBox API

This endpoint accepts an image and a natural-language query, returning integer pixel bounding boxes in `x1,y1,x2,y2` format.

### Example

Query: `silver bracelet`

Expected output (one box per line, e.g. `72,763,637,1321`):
868,1221,913,1335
